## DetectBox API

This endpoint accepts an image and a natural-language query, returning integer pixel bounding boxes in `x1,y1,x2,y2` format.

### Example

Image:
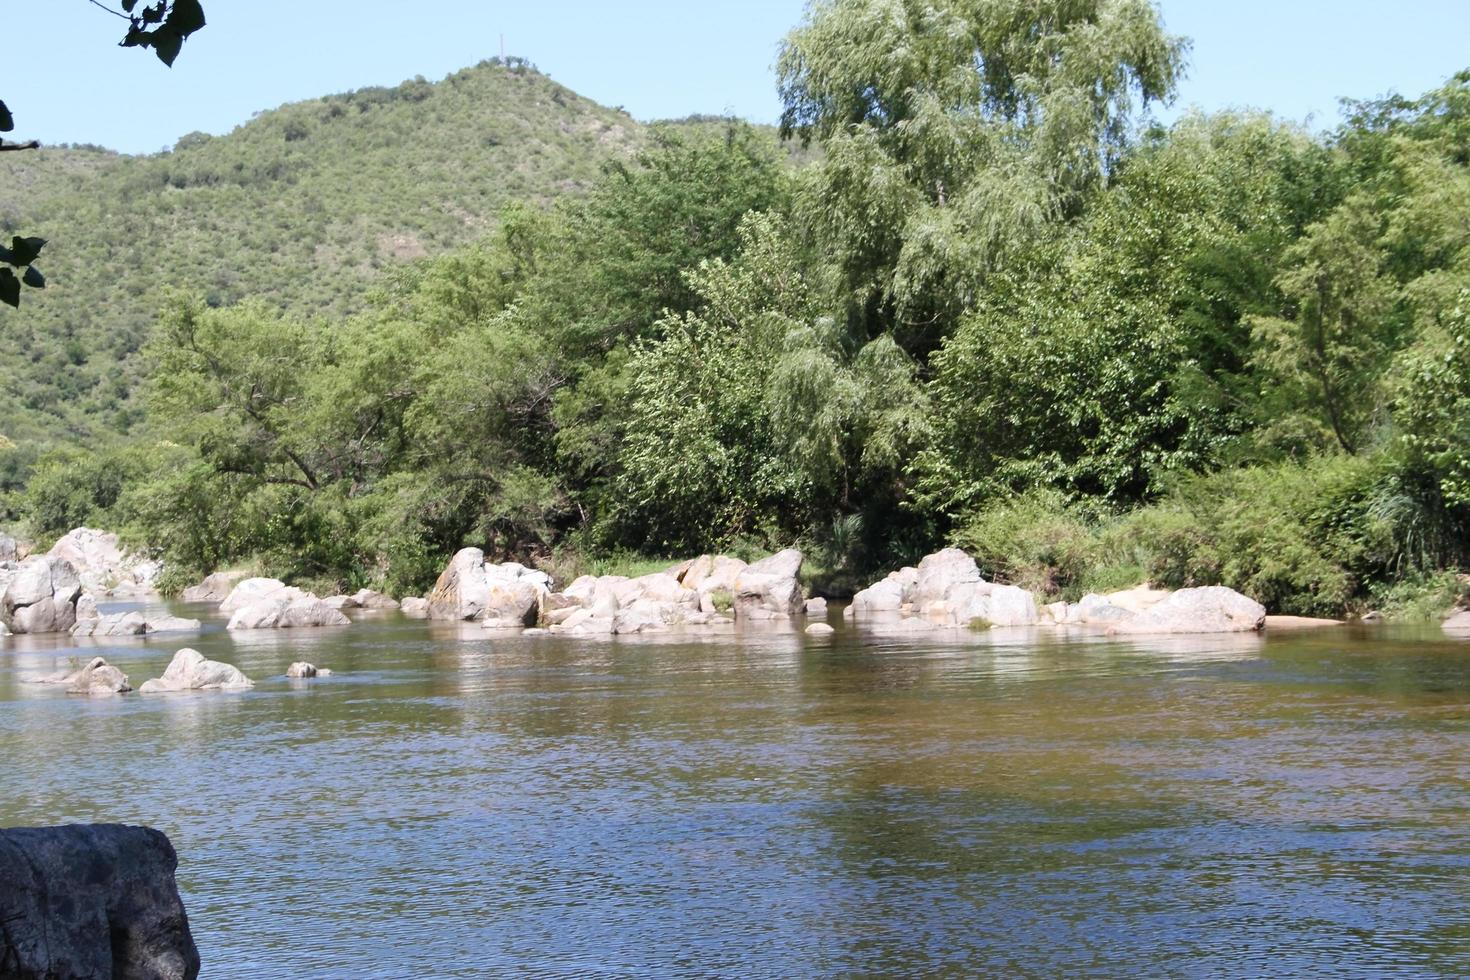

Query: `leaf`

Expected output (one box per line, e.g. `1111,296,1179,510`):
8,237,45,267
0,269,19,308
0,100,12,133
122,0,138,11
142,3,165,25
167,0,207,38
152,29,184,67
22,266,44,289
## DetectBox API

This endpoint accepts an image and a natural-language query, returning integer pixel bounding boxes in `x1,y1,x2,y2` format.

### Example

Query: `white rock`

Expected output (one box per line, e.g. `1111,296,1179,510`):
139,649,252,693
220,578,309,614
181,570,249,603
399,597,430,618
286,662,330,678
227,597,350,630
733,549,804,619
1,556,87,634
1109,586,1266,635
805,622,835,636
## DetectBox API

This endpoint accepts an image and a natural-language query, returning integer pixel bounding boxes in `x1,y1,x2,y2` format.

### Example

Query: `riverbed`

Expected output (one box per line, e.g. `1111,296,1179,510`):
3,601,1469,977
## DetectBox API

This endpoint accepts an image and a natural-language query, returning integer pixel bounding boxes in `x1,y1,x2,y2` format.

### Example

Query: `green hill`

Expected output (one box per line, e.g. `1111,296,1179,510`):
0,59,640,448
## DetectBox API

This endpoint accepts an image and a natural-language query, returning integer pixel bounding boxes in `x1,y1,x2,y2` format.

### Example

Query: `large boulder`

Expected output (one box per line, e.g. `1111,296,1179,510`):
139,649,253,693
1109,586,1266,635
733,549,804,619
914,548,983,604
1,555,89,634
219,578,309,614
399,596,430,619
426,548,549,623
47,527,160,597
226,597,350,630
0,532,18,561
180,570,249,604
0,824,200,980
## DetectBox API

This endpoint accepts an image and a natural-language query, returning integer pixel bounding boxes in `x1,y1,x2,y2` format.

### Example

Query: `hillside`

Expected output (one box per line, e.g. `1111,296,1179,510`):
0,59,640,448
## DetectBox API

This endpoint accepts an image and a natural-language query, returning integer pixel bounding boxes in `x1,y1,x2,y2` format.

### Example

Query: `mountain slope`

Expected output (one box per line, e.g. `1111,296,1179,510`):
0,59,640,446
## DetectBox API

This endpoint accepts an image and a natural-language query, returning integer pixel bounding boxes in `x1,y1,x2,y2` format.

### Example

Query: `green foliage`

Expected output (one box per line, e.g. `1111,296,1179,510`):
953,491,1101,597
779,0,1185,338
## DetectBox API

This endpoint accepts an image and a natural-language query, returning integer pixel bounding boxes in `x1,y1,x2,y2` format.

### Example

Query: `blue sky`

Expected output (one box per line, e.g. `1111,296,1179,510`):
9,1,1470,154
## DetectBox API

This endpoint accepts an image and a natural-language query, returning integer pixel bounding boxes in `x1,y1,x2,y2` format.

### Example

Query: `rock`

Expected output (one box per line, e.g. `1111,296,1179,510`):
351,588,399,610
71,611,205,638
286,662,331,678
47,527,161,597
1102,584,1172,613
1442,610,1470,634
1,555,89,634
227,597,350,630
733,548,804,619
72,610,149,637
979,584,1040,627
0,532,17,561
69,657,132,695
219,578,309,614
1109,586,1266,635
399,596,430,618
805,597,829,618
35,656,132,695
914,548,983,604
805,622,835,636
849,567,919,615
681,556,748,596
321,594,355,610
523,627,548,636
426,548,549,622
181,570,249,604
1066,593,1134,625
1266,615,1345,630
0,824,200,980
139,649,253,693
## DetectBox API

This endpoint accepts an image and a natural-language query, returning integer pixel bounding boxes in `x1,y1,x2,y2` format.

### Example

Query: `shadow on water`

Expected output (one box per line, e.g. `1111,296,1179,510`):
3,601,1470,976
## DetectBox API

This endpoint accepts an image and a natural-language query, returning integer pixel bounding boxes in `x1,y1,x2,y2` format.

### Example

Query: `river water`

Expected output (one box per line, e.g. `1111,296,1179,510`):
2,600,1469,977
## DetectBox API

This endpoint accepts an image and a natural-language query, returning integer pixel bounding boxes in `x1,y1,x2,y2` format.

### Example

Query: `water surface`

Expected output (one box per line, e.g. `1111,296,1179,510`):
3,603,1469,977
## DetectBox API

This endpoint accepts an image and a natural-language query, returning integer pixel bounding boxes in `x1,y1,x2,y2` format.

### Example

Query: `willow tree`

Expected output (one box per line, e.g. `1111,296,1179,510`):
777,0,1186,346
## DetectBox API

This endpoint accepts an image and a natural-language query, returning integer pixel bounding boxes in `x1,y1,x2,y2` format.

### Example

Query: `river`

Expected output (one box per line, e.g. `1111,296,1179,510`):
3,601,1469,977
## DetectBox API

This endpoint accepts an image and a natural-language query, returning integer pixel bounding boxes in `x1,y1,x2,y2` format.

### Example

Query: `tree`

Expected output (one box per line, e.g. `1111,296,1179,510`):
777,0,1185,346
0,1,206,306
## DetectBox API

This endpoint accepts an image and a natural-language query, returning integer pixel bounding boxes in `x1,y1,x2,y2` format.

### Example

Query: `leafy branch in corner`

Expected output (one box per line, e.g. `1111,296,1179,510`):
117,0,208,67
0,1,206,307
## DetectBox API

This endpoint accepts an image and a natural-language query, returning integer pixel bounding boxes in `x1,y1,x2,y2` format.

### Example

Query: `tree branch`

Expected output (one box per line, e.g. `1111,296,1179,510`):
85,0,130,21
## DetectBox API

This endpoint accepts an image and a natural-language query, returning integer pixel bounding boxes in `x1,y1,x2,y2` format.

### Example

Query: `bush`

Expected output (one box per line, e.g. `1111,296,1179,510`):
953,490,1101,597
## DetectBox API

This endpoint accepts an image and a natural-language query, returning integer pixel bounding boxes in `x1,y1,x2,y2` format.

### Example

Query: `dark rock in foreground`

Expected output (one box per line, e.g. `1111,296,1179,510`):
0,823,200,979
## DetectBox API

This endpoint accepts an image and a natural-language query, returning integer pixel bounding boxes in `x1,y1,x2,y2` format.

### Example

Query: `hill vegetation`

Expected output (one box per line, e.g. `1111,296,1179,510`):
7,0,1470,620
0,58,637,453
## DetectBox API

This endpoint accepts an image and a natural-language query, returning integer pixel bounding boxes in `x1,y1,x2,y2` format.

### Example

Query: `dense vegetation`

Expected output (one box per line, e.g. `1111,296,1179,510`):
7,0,1470,618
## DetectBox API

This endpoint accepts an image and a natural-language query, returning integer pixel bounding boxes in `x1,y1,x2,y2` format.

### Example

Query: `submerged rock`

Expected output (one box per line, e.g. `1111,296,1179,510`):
286,662,331,678
35,656,132,695
72,612,203,638
1442,610,1470,634
805,622,835,636
0,823,200,980
139,649,252,693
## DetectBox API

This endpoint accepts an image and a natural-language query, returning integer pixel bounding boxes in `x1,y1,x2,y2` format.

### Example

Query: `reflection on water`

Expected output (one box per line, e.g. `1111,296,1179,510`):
3,603,1470,976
